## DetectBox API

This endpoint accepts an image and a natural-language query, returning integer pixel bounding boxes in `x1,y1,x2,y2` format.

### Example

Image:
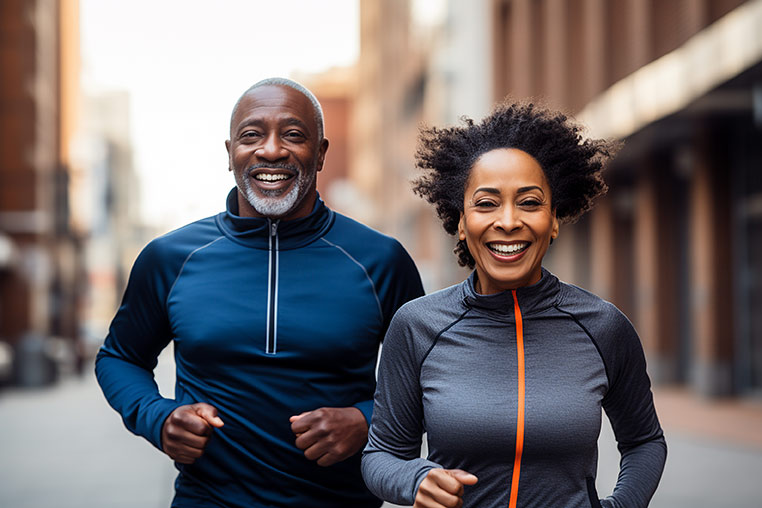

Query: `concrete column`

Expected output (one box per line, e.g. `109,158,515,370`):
684,0,709,34
633,164,661,374
511,0,534,97
583,0,607,102
689,144,734,396
544,0,567,107
628,0,651,68
590,196,615,302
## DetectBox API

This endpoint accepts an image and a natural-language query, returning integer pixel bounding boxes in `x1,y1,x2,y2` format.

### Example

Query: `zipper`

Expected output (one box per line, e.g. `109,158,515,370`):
266,219,279,355
509,289,525,508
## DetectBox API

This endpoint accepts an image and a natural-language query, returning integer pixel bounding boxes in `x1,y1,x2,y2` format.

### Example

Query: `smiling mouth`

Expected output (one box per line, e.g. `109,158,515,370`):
253,172,292,182
487,242,529,256
248,168,297,186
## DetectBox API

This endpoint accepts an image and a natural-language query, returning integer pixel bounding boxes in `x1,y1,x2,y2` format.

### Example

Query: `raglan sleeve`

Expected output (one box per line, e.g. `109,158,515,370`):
361,304,441,505
353,239,425,422
94,239,182,452
377,239,425,331
599,308,667,508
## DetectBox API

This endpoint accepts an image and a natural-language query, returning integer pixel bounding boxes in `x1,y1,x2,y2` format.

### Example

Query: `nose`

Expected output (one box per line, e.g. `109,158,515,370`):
255,133,288,161
493,204,522,232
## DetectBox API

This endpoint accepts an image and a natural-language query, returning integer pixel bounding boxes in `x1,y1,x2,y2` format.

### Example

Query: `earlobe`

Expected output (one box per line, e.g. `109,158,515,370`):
551,215,559,241
225,140,232,171
316,139,329,173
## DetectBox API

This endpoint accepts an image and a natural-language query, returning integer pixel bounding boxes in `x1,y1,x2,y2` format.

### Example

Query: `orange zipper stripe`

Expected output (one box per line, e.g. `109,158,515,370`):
509,290,525,508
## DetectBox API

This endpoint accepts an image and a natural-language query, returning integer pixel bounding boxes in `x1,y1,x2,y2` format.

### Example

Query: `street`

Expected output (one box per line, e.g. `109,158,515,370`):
1,353,761,508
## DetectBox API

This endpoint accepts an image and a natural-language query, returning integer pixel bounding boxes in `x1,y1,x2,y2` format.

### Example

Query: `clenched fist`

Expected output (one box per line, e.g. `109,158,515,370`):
161,402,224,464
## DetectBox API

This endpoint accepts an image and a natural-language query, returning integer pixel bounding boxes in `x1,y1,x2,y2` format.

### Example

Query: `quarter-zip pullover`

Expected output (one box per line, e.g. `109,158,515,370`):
96,189,424,508
362,269,666,508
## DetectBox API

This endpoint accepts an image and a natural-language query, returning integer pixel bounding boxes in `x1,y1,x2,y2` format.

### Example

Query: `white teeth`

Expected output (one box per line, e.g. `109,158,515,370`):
489,243,528,254
254,173,290,182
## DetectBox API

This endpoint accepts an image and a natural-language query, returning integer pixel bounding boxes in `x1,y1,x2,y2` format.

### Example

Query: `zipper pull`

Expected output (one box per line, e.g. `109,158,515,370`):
270,220,279,237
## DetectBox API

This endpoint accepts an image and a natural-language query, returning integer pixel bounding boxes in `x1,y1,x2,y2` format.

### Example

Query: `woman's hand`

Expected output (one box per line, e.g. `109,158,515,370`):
414,468,478,508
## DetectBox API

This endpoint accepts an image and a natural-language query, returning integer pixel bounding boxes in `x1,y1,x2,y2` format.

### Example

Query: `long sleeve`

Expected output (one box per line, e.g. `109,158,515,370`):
352,238,425,425
598,308,667,508
362,305,440,505
95,240,181,451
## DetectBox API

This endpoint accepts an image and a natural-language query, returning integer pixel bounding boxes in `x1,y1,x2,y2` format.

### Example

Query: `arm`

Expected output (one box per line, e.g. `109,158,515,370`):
95,241,180,450
600,311,667,508
354,239,425,423
361,306,443,505
289,240,426,466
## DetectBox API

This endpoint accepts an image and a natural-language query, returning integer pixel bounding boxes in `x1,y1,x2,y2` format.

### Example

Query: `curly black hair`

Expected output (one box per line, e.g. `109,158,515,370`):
413,100,615,268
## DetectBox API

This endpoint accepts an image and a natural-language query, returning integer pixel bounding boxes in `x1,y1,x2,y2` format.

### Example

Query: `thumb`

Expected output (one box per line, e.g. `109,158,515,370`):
448,469,478,485
193,403,224,428
289,411,310,423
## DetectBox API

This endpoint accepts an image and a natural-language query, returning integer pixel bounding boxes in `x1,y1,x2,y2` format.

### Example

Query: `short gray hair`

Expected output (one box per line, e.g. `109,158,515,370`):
230,77,325,141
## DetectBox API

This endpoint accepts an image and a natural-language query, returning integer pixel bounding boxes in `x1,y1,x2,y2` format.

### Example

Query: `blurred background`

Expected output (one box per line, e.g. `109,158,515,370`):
1,0,761,506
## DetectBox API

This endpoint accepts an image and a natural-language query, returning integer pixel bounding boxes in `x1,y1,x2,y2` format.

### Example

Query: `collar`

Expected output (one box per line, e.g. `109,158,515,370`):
215,188,335,249
461,267,560,317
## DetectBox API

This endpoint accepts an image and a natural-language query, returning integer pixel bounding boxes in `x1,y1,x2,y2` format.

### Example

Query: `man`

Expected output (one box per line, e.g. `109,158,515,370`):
96,77,424,508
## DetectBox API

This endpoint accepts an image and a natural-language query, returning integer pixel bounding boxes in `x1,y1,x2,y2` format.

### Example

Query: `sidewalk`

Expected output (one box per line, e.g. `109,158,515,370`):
1,360,760,508
653,386,762,449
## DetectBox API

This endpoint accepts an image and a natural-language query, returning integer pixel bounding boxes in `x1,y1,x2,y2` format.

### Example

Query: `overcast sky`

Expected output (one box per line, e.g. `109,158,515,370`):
80,0,360,229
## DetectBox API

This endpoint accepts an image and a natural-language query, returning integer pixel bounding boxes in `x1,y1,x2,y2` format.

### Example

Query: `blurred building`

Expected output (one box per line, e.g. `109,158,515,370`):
0,0,84,383
488,0,762,398
352,0,761,399
349,0,468,291
298,67,357,213
71,90,144,349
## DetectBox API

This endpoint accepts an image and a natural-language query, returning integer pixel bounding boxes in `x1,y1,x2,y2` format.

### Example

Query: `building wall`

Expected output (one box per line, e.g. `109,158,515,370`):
491,0,761,397
0,0,83,372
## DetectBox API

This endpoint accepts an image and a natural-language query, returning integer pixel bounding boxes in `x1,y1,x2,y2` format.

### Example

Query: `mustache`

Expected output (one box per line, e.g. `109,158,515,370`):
246,162,300,173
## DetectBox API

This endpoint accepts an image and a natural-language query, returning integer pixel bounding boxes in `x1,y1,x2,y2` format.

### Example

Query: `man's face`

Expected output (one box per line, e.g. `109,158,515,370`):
225,85,329,220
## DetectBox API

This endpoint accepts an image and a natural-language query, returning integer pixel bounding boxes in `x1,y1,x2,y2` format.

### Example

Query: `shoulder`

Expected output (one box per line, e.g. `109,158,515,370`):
134,216,223,274
556,281,635,339
555,281,643,381
389,284,465,338
324,211,415,268
328,212,404,249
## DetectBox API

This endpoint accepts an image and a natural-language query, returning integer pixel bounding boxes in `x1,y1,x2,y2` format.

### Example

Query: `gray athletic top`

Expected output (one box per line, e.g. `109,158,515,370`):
362,269,666,508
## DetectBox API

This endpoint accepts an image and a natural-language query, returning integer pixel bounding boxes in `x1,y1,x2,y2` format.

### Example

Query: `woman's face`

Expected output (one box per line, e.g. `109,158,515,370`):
459,148,558,294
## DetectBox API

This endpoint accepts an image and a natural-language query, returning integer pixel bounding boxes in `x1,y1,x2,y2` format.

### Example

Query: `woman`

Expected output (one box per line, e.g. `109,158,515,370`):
361,102,666,508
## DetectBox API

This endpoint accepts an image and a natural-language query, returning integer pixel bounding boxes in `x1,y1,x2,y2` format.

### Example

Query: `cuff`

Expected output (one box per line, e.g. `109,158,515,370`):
353,399,374,425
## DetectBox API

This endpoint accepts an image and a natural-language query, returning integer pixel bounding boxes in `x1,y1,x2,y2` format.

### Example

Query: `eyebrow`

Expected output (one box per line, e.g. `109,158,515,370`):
517,185,545,195
236,117,311,136
472,185,545,196
473,187,500,195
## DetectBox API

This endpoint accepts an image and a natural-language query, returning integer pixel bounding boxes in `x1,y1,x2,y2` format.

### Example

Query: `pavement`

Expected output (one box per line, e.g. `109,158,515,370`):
1,352,761,508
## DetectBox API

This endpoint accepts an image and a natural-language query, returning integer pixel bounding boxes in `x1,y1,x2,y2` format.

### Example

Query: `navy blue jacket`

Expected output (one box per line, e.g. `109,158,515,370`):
96,189,424,508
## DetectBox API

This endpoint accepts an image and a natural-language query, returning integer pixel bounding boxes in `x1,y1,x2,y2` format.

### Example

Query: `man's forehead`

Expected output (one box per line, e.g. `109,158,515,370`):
234,85,316,123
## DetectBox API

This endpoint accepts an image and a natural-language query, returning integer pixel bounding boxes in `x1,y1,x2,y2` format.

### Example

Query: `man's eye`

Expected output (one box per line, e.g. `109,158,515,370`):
241,131,261,139
284,130,305,139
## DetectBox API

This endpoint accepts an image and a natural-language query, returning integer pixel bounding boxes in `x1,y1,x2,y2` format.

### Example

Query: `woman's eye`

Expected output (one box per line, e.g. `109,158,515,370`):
475,201,497,208
520,199,542,207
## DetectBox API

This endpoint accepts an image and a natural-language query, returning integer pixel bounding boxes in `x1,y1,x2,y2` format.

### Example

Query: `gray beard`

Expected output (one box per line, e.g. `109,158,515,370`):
236,167,315,218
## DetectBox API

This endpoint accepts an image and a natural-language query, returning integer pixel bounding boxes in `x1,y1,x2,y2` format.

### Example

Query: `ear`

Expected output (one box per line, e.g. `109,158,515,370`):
225,139,232,171
551,213,559,241
458,213,466,241
315,138,330,173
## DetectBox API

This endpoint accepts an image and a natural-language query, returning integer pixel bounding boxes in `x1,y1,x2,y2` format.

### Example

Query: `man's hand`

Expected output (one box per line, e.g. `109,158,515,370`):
289,407,368,467
414,468,478,508
161,403,224,464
